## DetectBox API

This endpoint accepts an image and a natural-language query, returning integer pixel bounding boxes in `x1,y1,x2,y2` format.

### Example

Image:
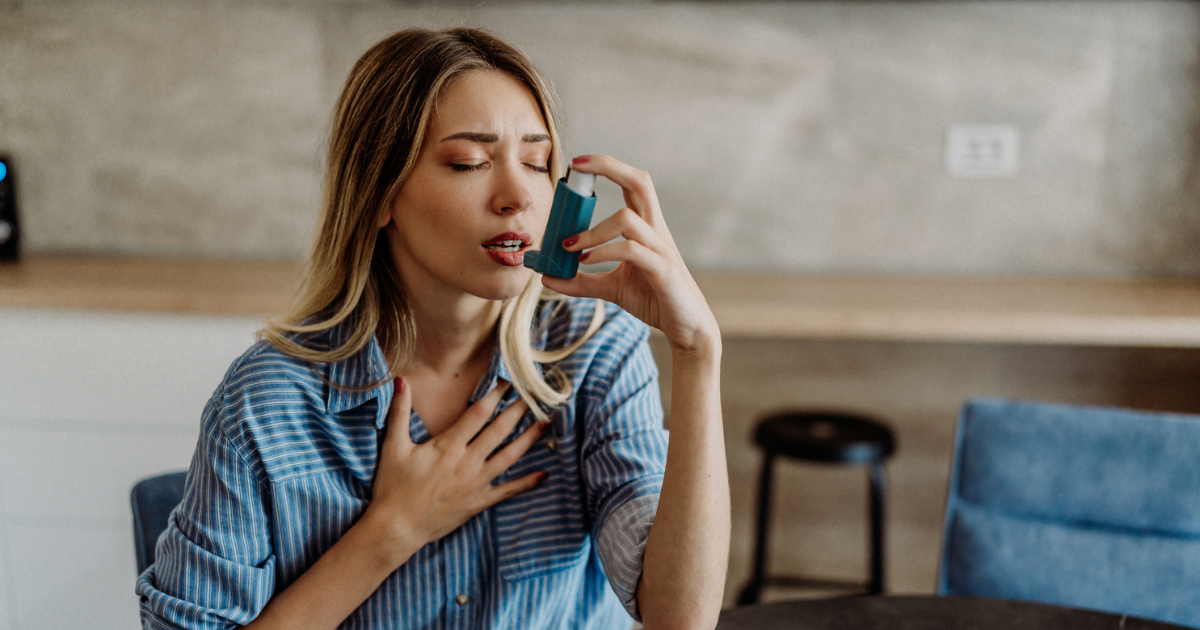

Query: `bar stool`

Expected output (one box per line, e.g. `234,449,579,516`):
738,410,896,605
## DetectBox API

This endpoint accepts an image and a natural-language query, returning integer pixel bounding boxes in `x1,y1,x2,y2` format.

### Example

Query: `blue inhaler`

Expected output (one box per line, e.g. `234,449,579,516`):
524,168,596,279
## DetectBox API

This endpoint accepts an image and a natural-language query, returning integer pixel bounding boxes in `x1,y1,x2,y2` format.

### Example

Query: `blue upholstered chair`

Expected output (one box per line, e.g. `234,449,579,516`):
938,399,1200,628
131,471,188,575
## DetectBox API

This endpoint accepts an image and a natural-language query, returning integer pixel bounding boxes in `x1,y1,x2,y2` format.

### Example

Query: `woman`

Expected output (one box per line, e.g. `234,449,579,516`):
137,27,728,630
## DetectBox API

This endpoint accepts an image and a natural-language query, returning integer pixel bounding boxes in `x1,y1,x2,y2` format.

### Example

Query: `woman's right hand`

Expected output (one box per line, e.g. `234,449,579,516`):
362,377,547,566
242,378,545,629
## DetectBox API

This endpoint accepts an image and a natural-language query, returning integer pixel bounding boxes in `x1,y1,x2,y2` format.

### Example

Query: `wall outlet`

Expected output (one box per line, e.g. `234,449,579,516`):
944,125,1019,178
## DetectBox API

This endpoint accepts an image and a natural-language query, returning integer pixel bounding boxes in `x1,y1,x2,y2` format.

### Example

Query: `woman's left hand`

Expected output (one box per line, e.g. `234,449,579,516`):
540,155,720,357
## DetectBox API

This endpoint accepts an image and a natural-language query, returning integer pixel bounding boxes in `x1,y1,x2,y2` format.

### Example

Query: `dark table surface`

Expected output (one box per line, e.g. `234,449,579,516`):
716,596,1194,630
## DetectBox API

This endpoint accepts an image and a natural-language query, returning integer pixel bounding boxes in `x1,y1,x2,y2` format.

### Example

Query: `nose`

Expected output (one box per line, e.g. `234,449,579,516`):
491,163,533,215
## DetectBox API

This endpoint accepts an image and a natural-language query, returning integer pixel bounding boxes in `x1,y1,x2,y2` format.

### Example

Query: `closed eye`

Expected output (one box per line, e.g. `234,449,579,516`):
525,163,549,174
450,163,486,172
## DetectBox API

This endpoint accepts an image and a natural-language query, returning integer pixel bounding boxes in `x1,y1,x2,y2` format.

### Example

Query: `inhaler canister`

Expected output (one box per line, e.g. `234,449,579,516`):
523,169,597,279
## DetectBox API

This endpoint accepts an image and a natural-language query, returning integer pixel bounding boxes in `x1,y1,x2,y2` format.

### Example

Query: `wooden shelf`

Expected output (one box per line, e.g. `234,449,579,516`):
697,273,1200,348
3,255,1200,347
0,255,301,316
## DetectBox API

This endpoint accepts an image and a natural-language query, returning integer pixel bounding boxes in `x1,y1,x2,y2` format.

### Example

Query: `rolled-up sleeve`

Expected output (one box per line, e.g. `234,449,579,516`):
136,386,275,630
580,320,670,620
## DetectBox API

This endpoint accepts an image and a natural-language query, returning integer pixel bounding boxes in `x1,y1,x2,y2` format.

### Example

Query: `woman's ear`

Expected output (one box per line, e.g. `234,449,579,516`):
379,186,403,228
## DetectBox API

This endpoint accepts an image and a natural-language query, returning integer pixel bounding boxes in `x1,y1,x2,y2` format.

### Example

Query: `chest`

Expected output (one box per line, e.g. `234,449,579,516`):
266,409,591,595
403,364,489,436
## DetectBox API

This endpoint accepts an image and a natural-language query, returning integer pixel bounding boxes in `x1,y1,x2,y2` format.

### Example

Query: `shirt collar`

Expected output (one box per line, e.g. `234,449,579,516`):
325,327,392,418
320,318,514,428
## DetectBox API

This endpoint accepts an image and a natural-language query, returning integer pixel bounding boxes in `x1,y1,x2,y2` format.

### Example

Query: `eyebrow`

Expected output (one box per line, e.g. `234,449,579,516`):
440,132,551,143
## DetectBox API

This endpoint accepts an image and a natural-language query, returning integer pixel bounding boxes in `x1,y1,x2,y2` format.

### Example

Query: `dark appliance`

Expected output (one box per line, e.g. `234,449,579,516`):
0,154,19,262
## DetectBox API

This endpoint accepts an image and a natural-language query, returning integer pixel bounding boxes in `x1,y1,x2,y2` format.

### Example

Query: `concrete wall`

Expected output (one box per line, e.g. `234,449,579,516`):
2,0,1199,276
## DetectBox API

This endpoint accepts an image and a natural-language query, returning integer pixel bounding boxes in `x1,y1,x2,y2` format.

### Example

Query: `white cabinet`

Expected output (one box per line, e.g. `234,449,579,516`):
0,308,262,630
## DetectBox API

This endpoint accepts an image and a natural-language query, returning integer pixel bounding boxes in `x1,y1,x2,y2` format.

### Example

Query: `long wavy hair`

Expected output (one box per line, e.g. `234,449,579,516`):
260,27,602,421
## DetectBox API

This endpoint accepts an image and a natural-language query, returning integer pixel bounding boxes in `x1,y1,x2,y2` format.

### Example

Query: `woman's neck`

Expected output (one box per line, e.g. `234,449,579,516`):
407,289,501,375
400,292,502,435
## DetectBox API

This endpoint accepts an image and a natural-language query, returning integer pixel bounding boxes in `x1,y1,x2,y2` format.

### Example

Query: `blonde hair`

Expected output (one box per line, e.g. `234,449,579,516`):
260,27,602,421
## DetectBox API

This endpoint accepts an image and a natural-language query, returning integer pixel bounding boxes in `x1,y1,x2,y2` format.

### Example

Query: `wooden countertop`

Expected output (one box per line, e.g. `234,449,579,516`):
0,255,301,316
3,255,1200,347
700,273,1200,347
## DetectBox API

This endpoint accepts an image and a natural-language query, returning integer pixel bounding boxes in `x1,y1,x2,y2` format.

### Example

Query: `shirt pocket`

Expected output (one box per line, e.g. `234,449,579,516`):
492,428,591,581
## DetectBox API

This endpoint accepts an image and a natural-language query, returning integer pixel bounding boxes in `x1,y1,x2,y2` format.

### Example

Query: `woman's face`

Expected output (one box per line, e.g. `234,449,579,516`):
382,69,555,303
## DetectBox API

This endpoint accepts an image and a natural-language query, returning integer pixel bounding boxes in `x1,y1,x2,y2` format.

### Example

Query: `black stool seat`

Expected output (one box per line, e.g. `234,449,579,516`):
740,409,896,605
755,411,895,464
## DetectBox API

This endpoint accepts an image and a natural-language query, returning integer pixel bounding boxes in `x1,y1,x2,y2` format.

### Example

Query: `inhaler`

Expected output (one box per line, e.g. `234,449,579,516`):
523,168,596,279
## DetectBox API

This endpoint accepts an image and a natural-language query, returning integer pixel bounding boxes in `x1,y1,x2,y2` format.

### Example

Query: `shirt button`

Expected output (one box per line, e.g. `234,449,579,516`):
455,594,470,606
546,438,558,451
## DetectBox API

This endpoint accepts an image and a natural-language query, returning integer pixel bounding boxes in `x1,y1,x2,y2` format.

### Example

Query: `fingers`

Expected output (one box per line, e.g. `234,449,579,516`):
484,417,548,476
382,377,414,455
473,396,531,451
562,207,668,257
568,155,663,226
441,380,510,445
540,268,618,303
542,239,669,305
574,239,661,272
488,470,548,504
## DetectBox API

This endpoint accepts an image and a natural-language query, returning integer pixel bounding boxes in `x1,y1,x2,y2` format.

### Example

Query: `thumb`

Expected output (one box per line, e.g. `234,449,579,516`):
541,270,615,303
383,376,414,453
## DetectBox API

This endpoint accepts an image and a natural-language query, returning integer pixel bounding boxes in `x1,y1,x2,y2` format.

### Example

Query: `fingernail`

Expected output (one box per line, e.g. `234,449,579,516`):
537,471,549,482
572,155,591,164
539,421,550,433
562,235,578,248
394,377,405,393
578,251,590,263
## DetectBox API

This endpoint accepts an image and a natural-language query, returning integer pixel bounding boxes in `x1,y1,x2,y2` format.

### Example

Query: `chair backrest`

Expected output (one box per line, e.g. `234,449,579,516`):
939,398,1200,628
131,471,188,575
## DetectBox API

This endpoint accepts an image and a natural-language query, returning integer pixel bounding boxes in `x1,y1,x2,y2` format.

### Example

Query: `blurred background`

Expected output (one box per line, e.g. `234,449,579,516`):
5,0,1200,275
2,1,1200,629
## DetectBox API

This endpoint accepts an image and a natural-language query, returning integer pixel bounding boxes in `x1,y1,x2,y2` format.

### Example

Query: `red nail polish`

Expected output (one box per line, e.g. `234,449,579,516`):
578,251,590,263
572,155,591,164
394,377,405,393
537,471,549,482
562,235,578,248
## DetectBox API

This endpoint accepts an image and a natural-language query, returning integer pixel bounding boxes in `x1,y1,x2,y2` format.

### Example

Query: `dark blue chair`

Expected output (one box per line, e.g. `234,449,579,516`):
131,471,188,574
939,399,1200,628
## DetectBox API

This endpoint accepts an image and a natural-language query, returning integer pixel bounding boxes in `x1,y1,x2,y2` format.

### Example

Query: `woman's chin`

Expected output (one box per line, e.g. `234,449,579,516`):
471,267,535,302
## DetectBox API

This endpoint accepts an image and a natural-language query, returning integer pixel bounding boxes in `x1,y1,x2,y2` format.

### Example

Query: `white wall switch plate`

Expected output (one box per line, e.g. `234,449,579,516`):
944,124,1019,178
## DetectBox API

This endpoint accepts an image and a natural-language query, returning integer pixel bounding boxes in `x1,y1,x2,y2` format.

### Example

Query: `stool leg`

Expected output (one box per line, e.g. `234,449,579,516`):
738,453,775,605
868,461,886,595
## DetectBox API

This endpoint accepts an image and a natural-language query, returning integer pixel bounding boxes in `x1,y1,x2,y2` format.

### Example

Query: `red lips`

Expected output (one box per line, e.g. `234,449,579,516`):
483,232,532,247
482,231,532,267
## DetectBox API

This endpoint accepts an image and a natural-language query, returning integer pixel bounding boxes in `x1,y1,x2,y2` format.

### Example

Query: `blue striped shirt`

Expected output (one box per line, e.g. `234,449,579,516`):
136,297,668,629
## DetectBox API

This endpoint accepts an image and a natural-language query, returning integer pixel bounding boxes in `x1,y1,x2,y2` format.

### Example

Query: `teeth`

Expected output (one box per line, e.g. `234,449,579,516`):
485,239,524,252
